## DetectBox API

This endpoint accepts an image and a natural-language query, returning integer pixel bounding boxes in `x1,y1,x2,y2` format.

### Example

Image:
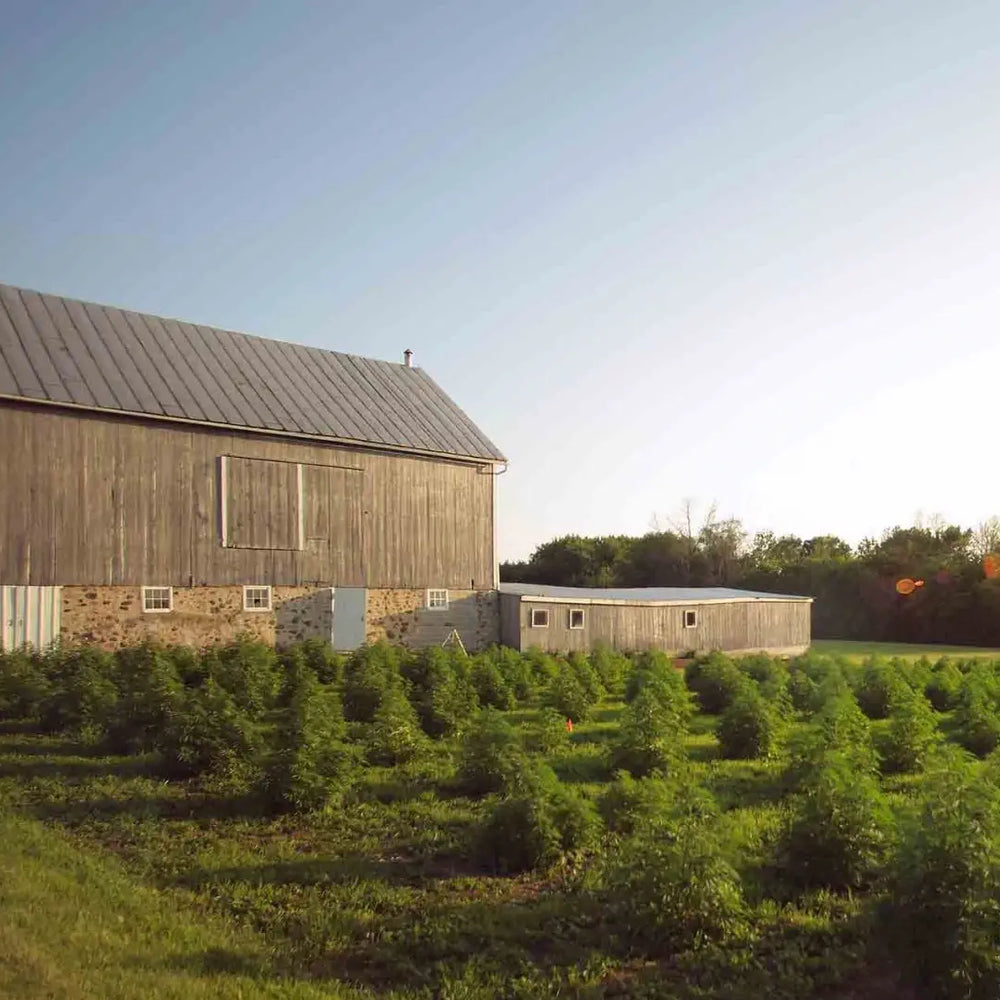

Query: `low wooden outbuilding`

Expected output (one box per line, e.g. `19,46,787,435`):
498,583,812,656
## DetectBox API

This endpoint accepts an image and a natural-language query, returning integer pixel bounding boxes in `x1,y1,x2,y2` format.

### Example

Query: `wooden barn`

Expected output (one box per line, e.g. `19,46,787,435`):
499,583,812,656
0,282,505,651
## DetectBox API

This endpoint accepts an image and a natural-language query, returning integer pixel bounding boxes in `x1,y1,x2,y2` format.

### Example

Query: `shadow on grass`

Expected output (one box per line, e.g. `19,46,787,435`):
0,754,159,781
0,735,109,758
686,738,719,765
588,705,624,725
177,845,489,895
688,714,719,736
548,751,610,784
314,891,609,991
135,946,272,979
315,876,882,998
704,760,788,810
504,707,542,725
354,774,447,805
25,788,269,823
567,725,620,748
0,719,42,735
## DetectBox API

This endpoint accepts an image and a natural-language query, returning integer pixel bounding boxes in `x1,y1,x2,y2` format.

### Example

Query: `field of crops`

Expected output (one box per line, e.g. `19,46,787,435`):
811,639,1000,660
3,639,1000,999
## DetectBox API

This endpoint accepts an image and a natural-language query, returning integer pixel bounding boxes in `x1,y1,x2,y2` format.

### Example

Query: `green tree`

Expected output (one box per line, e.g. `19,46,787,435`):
779,751,892,891
602,826,748,954
610,686,688,777
717,685,781,760
747,532,806,573
880,684,940,774
885,749,1000,1000
263,658,354,813
802,535,852,560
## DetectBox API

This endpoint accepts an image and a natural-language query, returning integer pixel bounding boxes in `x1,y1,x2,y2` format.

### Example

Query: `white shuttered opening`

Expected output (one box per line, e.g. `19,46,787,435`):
1,586,62,650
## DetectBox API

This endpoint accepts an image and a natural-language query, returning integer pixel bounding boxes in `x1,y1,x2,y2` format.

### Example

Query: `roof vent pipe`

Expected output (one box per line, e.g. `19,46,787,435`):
403,349,413,368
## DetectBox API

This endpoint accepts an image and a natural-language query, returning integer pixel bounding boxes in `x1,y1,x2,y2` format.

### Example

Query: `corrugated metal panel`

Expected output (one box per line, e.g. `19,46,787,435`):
498,583,813,604
1,586,62,650
0,282,505,462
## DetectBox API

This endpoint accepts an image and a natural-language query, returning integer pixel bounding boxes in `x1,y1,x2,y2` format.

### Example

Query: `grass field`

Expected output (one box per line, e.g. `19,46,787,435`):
0,707,879,1000
5,641,1000,999
812,639,1000,660
0,795,343,1000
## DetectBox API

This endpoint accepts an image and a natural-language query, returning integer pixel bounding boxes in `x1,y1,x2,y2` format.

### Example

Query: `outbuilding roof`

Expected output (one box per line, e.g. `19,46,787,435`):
0,282,504,463
498,583,813,605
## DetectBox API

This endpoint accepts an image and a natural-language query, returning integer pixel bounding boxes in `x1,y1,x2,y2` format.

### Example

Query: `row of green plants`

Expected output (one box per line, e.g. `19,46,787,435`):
462,651,1000,999
681,649,1000,767
0,638,634,811
7,639,1000,997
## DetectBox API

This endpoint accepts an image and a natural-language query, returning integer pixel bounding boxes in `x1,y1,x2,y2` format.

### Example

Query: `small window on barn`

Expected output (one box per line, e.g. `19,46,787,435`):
530,608,549,628
684,609,698,628
569,608,585,629
142,586,173,613
427,589,449,610
243,586,272,612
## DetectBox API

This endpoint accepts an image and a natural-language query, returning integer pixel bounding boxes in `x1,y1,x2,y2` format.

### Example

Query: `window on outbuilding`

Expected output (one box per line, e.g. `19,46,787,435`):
569,608,585,629
243,585,272,611
530,608,549,628
684,609,698,628
427,589,449,610
142,586,173,613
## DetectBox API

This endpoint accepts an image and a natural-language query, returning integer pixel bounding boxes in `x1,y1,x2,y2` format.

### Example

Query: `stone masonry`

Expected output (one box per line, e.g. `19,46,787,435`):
60,585,334,649
60,585,500,651
366,589,499,651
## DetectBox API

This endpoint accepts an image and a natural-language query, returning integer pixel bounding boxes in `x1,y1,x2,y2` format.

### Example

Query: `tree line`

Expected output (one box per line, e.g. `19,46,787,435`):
500,510,1000,646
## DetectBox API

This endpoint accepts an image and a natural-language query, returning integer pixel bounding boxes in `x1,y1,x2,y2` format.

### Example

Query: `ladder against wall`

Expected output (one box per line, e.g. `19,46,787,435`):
441,629,466,655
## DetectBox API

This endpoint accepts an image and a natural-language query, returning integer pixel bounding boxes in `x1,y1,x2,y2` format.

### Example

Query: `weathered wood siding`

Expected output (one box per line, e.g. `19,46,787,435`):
499,592,522,648
226,457,301,550
510,597,811,654
0,403,495,588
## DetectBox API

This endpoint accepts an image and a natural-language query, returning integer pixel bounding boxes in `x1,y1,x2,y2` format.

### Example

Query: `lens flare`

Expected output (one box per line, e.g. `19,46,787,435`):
984,554,1000,579
896,578,916,595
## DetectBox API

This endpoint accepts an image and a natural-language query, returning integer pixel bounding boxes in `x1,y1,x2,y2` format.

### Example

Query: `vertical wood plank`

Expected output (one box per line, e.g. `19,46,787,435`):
0,405,496,589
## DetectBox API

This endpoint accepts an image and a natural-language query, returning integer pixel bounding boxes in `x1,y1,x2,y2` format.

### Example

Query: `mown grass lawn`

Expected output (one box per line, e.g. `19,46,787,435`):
0,802,349,1000
811,639,1000,660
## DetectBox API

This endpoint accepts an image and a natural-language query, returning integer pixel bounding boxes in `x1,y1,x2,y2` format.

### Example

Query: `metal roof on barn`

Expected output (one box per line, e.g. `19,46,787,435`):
0,282,505,463
498,583,813,604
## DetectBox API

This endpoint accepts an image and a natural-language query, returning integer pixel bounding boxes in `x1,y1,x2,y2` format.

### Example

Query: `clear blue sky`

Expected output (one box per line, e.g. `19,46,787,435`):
3,0,1000,560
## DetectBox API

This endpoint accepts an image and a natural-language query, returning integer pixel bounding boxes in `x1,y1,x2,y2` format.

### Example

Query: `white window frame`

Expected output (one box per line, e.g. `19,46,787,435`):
568,608,585,630
530,607,550,628
141,586,173,614
683,609,698,629
426,588,449,611
243,585,273,612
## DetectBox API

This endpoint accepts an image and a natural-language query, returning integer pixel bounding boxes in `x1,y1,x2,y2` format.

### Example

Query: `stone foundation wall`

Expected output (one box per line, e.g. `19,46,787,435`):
366,589,499,651
59,585,500,651
60,585,334,649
